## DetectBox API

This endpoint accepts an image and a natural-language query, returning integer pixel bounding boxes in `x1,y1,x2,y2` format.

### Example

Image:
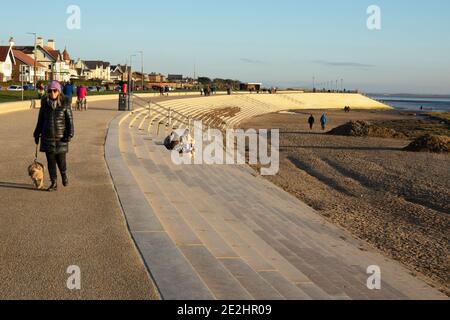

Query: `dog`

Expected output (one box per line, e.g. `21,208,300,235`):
28,161,45,190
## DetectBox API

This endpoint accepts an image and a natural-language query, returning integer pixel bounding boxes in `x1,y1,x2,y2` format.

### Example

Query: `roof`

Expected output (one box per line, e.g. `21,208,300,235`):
43,46,61,61
62,48,71,61
84,60,110,70
12,50,44,67
14,45,57,62
0,46,12,62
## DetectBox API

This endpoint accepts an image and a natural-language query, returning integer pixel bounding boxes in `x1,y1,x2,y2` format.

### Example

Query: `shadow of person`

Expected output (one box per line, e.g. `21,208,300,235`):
0,182,41,191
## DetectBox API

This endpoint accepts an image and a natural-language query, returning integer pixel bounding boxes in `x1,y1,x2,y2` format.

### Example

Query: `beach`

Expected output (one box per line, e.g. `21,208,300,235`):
241,109,450,295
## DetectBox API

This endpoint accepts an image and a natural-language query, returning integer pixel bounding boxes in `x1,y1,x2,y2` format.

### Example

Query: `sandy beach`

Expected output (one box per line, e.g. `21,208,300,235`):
241,109,450,295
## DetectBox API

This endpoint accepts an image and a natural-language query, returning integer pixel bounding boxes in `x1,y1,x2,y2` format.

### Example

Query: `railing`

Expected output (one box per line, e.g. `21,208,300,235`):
132,94,204,132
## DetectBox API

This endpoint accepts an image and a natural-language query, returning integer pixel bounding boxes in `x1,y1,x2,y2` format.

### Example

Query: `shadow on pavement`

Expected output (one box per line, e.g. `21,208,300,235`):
0,181,42,191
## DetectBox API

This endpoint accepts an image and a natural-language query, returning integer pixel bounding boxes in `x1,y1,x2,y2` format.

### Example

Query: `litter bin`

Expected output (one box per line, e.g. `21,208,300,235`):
118,93,128,111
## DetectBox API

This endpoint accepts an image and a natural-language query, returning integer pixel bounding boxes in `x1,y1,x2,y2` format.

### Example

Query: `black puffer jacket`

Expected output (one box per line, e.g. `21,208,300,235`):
34,96,74,154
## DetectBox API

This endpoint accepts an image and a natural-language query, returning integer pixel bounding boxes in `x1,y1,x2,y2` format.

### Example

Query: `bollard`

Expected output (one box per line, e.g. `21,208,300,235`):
168,108,172,127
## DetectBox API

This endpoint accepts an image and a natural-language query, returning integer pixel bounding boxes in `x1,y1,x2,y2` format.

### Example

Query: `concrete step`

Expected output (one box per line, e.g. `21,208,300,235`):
141,133,315,290
135,131,313,299
127,129,259,300
219,258,285,300
103,115,215,300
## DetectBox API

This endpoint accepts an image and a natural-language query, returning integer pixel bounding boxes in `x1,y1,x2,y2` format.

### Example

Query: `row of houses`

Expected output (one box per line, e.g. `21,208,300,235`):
0,37,116,83
0,36,197,88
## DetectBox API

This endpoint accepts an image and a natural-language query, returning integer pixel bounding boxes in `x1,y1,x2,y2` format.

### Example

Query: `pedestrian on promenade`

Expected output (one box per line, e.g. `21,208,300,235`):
308,114,315,130
37,83,46,99
63,81,75,108
33,81,75,192
76,84,88,111
320,113,328,131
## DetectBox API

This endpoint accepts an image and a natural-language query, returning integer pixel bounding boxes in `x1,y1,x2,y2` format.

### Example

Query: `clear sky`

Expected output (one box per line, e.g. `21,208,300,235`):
1,0,449,94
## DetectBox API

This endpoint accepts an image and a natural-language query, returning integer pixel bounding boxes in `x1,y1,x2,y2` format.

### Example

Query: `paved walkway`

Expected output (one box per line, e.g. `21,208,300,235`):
105,108,448,300
0,101,159,299
1,97,447,300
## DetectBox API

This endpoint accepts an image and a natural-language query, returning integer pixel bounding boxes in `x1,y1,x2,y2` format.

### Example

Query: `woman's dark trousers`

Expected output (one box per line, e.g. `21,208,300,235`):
46,152,67,181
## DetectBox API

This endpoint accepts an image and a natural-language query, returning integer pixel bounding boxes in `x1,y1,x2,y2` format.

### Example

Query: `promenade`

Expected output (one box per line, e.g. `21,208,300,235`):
0,95,447,300
0,100,158,299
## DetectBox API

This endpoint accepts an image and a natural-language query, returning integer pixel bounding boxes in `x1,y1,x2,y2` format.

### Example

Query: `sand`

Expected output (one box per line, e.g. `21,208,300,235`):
241,109,450,295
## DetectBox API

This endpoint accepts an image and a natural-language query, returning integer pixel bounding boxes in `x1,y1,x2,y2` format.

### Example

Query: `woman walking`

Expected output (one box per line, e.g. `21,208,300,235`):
33,81,75,192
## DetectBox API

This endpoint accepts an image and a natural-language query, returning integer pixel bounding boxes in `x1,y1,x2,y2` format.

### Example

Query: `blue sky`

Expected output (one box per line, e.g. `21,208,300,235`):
1,0,449,94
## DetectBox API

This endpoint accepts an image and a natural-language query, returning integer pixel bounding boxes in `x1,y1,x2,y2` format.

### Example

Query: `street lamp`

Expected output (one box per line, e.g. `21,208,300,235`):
27,32,37,88
137,51,144,91
128,54,137,111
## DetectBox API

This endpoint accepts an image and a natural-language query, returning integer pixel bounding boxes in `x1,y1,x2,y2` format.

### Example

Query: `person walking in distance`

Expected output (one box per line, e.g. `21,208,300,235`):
33,81,75,192
63,81,75,109
76,84,88,111
308,114,315,130
320,113,328,131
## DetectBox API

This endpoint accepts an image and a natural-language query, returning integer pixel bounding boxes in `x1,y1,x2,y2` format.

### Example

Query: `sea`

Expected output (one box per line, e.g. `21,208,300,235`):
368,94,450,113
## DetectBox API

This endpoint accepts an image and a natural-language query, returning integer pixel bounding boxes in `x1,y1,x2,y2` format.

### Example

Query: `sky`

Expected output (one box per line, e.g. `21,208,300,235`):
1,0,450,94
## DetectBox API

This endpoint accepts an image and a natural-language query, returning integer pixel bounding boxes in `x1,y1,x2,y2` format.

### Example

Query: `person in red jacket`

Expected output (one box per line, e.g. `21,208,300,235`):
76,85,88,111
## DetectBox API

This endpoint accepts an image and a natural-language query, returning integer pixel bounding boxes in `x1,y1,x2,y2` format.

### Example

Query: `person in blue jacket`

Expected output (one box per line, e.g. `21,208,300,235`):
62,81,75,108
320,114,328,131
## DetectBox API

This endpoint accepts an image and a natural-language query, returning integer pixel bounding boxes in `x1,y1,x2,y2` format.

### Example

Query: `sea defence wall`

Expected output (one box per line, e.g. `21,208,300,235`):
283,93,390,109
151,92,392,128
0,92,389,117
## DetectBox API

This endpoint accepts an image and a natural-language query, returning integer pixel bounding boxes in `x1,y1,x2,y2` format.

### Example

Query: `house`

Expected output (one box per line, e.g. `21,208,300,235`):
76,60,111,81
168,74,183,82
62,48,78,80
110,65,130,82
148,72,166,83
132,72,148,82
14,37,72,82
11,50,46,83
0,38,15,82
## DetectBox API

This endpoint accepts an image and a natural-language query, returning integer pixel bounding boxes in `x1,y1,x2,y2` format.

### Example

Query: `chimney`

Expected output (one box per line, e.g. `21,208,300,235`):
36,37,44,47
47,39,55,50
8,37,15,47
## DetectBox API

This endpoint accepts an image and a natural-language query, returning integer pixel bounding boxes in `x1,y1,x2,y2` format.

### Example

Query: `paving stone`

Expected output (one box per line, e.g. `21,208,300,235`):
180,246,252,300
220,259,285,300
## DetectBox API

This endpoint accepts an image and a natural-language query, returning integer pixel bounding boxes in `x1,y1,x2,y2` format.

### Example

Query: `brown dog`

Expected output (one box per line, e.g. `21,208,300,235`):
28,161,45,190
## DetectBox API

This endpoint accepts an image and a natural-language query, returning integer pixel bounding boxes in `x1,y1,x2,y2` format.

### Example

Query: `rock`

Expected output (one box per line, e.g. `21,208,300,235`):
404,135,450,153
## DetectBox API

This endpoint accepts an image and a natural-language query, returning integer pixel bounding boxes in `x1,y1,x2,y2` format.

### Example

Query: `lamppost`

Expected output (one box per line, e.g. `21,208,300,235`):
27,32,37,88
128,54,136,111
137,51,144,91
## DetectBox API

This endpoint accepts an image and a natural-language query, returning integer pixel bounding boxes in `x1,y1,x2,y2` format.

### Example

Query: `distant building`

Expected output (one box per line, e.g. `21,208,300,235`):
0,39,15,82
75,60,111,81
110,65,131,82
11,49,46,83
148,72,166,83
15,37,73,82
240,82,262,91
168,74,183,82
